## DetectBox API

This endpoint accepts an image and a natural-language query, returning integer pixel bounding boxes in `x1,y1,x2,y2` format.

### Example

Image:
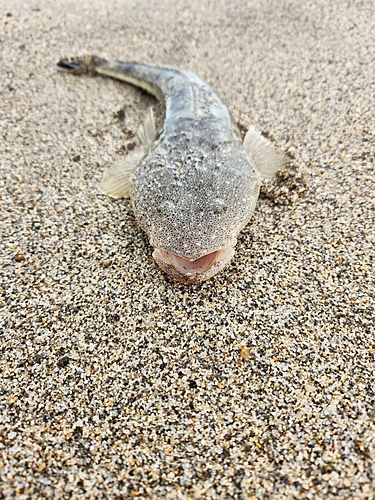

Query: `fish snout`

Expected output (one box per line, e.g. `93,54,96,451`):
152,247,234,283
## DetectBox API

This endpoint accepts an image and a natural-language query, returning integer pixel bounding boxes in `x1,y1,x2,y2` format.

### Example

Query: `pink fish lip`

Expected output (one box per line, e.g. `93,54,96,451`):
152,247,235,283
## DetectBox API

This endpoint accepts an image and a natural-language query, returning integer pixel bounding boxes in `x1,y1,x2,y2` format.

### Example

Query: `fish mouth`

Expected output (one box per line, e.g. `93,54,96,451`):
152,247,234,283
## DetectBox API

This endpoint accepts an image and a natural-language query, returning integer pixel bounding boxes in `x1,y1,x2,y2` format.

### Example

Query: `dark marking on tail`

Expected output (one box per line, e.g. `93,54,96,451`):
56,56,108,75
56,60,81,71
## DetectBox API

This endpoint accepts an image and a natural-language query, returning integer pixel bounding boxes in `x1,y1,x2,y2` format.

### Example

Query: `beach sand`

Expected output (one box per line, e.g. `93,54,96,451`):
1,0,374,497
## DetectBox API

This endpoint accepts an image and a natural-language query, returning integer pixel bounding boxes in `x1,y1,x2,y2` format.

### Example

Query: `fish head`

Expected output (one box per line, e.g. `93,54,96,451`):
132,141,260,283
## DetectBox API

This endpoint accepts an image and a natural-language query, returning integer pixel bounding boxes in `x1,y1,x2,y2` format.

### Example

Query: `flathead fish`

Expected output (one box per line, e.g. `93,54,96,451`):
57,56,288,283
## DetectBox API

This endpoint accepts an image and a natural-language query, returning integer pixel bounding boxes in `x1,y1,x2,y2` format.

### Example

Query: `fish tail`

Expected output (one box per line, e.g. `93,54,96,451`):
56,55,107,74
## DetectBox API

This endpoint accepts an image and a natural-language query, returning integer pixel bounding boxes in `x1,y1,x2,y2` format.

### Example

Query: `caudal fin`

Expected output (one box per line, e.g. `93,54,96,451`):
56,55,107,74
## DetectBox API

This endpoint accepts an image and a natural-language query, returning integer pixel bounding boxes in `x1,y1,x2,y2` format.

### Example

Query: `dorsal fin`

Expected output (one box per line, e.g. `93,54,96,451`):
136,108,156,150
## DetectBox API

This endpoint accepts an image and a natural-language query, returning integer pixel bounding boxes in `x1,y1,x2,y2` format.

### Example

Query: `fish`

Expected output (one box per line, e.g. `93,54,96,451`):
57,55,288,284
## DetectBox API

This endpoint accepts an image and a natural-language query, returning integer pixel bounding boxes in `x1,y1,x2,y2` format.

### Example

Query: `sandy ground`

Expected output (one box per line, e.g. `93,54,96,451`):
1,0,374,498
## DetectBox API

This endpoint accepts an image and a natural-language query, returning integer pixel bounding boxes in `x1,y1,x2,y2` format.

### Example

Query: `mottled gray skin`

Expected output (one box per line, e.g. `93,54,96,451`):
57,57,262,281
133,137,260,260
102,61,261,259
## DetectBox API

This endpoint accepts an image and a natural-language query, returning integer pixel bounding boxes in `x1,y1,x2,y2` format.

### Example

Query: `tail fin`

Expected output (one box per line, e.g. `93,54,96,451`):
56,55,107,74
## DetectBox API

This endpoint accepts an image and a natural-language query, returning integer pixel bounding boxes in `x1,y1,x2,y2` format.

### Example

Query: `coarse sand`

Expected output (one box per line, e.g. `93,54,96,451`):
1,0,374,498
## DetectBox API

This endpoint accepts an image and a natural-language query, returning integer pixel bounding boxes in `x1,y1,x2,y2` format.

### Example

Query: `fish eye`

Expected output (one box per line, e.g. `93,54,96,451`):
157,200,175,218
211,199,228,214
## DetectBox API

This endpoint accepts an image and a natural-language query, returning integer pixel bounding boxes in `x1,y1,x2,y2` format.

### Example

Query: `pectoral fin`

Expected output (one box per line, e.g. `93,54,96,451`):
243,127,289,181
99,108,156,198
99,147,145,198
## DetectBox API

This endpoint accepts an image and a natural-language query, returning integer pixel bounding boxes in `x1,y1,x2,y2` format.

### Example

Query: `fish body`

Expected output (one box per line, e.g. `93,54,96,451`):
57,56,287,283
